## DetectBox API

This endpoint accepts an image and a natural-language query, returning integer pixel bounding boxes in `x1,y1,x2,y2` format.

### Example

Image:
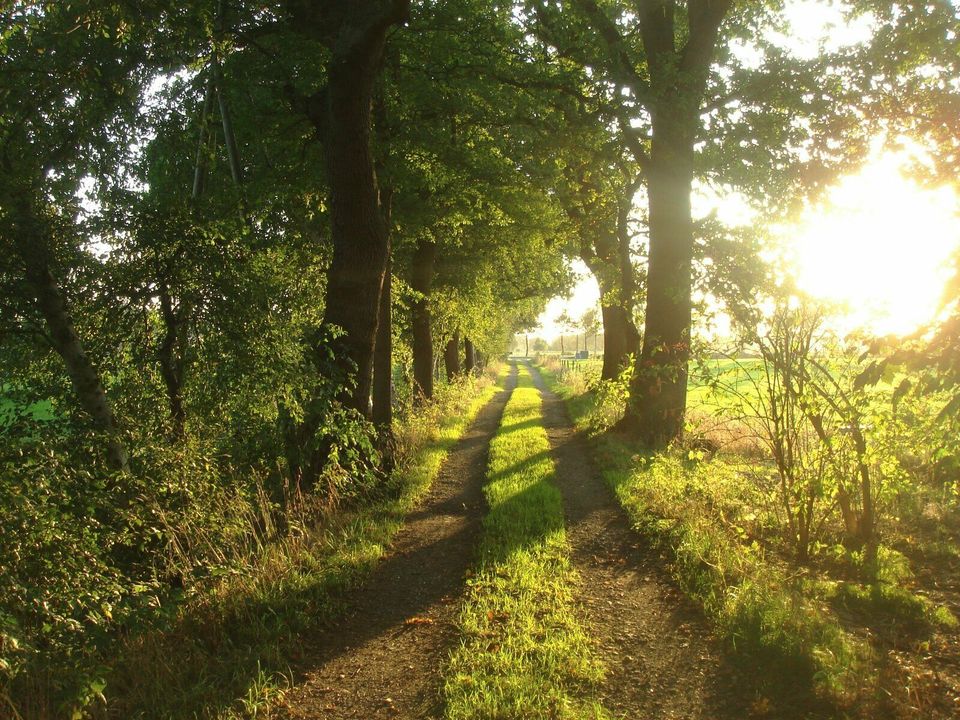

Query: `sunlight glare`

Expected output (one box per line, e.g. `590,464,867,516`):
790,152,959,337
534,260,600,341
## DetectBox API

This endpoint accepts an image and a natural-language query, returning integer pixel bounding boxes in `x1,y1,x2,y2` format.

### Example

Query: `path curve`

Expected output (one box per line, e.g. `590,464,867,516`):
280,367,517,719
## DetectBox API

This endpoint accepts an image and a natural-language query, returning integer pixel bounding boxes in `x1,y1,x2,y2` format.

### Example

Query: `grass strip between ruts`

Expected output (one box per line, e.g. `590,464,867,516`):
443,363,611,720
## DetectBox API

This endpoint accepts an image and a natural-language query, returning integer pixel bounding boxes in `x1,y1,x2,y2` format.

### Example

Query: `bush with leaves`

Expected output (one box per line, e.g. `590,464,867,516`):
721,298,908,570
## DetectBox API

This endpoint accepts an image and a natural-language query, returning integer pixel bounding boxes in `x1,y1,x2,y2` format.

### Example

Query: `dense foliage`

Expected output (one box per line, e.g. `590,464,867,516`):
2,0,959,717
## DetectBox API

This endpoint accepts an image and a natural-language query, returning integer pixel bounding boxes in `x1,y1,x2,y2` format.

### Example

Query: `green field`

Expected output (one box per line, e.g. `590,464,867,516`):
530,356,766,410
686,358,766,410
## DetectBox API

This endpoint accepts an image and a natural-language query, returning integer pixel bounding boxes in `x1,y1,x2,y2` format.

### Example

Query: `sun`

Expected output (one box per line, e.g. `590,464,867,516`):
790,151,960,337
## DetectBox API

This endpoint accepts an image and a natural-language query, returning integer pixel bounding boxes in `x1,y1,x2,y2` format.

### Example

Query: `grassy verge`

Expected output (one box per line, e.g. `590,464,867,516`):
102,367,506,719
443,364,610,720
535,363,865,696
538,361,959,710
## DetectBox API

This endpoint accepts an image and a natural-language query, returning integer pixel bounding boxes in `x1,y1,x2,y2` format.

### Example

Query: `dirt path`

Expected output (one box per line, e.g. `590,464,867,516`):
280,367,517,720
528,362,758,720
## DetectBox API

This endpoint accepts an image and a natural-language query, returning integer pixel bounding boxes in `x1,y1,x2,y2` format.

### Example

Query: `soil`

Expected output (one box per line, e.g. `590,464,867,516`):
527,361,824,720
280,360,834,719
279,366,517,719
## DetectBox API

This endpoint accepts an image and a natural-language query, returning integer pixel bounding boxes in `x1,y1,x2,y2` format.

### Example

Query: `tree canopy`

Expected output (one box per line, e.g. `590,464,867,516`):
2,0,960,713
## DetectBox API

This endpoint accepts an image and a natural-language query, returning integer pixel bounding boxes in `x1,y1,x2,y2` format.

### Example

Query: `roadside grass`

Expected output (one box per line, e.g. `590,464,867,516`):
444,363,610,720
101,366,506,720
537,362,958,706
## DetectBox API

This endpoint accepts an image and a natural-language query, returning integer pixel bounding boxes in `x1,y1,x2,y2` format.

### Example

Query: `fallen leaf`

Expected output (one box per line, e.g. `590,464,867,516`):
404,616,435,625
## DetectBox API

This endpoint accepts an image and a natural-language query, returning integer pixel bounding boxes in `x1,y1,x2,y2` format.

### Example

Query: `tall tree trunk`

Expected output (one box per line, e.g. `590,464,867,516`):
464,337,476,374
579,173,642,381
12,207,129,472
570,0,729,449
614,180,641,367
288,2,409,490
409,238,436,403
372,248,393,429
622,110,695,448
443,330,461,381
600,303,631,380
305,3,408,419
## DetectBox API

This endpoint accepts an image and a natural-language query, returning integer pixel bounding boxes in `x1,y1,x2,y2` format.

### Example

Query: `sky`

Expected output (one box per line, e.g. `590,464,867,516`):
788,149,959,337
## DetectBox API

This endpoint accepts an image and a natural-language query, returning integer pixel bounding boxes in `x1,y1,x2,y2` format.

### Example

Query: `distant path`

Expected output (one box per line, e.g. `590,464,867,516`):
280,366,517,719
528,361,753,719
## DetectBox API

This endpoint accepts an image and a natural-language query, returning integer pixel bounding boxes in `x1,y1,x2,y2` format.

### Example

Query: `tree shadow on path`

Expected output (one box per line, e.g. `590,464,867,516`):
275,366,519,720
526,360,841,720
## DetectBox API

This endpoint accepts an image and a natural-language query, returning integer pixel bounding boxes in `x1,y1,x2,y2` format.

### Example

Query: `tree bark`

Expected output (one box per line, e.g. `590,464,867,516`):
582,229,638,380
588,201,641,381
615,0,730,448
158,283,187,439
443,330,461,381
600,303,634,380
464,336,476,374
12,206,129,472
372,248,393,428
304,2,409,419
409,238,436,403
622,108,696,448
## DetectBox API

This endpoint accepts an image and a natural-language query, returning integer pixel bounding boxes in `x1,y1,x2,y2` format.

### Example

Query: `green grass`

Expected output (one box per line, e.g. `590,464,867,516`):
538,359,960,711
686,358,765,412
101,368,507,720
443,364,610,720
536,363,865,696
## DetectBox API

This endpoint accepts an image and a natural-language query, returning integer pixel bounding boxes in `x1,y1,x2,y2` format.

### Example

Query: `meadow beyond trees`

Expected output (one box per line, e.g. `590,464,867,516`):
2,1,960,718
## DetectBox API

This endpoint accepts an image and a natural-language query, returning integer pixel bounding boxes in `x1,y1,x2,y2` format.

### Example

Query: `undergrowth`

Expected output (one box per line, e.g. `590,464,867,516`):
38,366,504,720
444,363,610,720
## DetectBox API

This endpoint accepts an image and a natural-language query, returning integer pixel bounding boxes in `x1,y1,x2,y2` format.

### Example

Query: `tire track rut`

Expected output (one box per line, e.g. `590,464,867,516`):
528,362,753,720
280,366,517,719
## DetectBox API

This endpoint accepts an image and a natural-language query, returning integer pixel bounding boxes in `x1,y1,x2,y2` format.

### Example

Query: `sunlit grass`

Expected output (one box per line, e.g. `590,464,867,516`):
536,364,864,693
538,361,960,707
444,364,610,720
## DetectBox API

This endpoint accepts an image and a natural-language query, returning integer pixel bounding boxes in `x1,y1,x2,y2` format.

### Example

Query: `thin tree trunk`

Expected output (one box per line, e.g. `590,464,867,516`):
580,179,641,381
409,238,436,403
600,305,640,380
192,71,216,199
13,207,129,472
464,337,476,374
158,284,187,439
443,330,461,381
372,248,393,429
600,304,625,380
